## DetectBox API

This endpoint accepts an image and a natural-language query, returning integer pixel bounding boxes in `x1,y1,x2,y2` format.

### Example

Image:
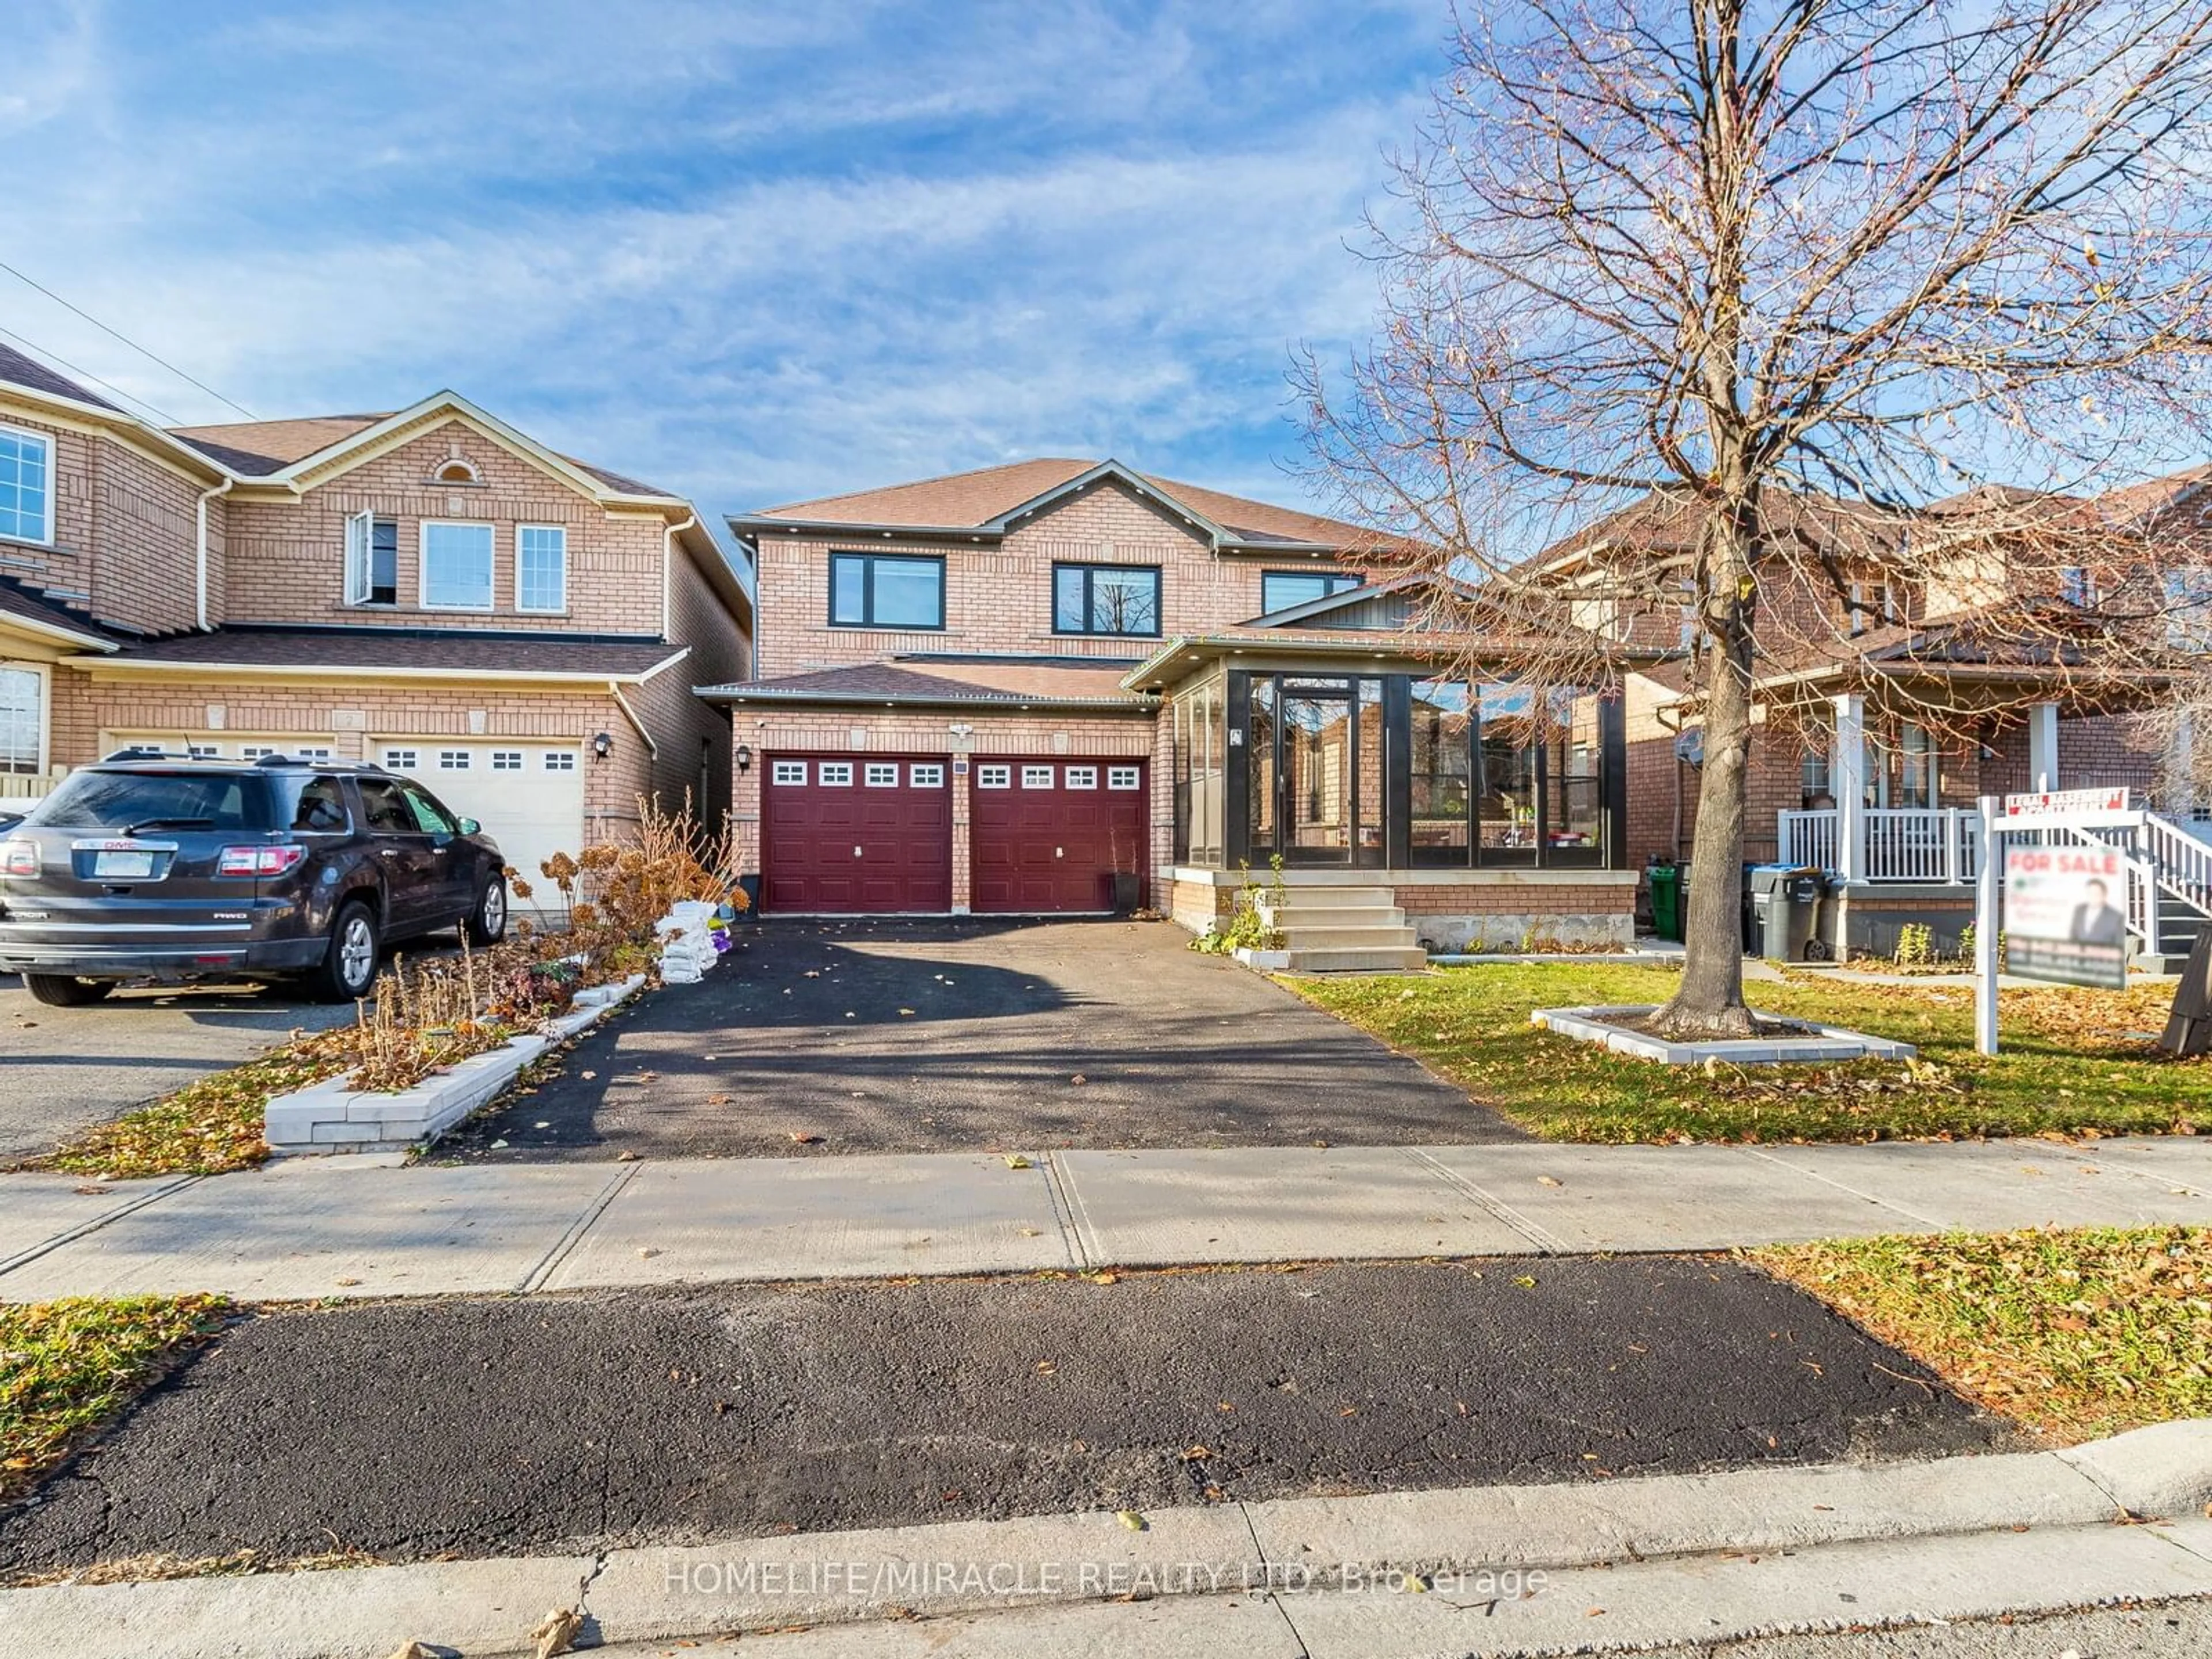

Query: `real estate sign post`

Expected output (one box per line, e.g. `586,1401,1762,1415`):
1975,789,2136,1055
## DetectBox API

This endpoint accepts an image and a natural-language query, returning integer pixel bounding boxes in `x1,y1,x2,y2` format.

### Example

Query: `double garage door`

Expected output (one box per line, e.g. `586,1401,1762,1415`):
760,753,1146,915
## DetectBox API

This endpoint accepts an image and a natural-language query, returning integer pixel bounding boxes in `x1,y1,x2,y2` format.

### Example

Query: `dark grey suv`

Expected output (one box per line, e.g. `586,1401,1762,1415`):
0,752,509,1006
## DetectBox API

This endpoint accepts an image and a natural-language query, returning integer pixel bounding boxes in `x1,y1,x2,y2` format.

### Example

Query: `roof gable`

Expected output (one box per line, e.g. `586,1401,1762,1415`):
738,456,1381,552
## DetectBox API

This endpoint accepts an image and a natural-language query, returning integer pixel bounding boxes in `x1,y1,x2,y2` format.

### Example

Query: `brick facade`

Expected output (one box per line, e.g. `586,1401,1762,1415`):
222,421,669,635
750,476,1331,678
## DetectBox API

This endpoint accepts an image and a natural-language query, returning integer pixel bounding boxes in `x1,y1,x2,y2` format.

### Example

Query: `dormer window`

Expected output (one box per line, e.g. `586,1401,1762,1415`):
0,423,54,545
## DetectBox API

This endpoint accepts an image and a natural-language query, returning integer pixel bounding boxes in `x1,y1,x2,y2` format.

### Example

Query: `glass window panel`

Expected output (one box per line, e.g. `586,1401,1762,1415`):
422,522,494,609
1544,689,1605,855
0,666,40,772
869,558,942,627
1476,683,1539,857
518,526,566,612
1054,566,1088,632
0,429,53,542
1411,679,1473,863
1089,567,1158,634
1248,676,1278,850
831,555,866,624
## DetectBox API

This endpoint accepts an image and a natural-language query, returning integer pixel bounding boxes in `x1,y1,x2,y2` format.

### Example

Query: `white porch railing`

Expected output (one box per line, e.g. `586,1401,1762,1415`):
0,771,62,807
1778,807,1982,882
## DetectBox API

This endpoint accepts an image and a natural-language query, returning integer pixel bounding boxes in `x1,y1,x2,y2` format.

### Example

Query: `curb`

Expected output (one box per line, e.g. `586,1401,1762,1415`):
262,974,647,1157
8,1421,2210,1658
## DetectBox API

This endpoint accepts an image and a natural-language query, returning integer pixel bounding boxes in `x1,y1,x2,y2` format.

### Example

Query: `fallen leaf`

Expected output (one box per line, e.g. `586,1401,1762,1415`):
72,1184,109,1196
616,1150,639,1162
789,1131,824,1144
580,1070,597,1081
1070,1073,1088,1085
638,1248,661,1259
707,1093,732,1106
1536,1175,1563,1187
1116,1510,1148,1531
1004,1154,1033,1169
387,1643,438,1659
1090,1271,1119,1285
532,1606,585,1658
334,1277,362,1287
899,1008,916,1017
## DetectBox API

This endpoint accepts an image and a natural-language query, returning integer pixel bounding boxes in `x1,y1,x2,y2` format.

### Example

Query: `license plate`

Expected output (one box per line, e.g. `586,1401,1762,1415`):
93,850,156,878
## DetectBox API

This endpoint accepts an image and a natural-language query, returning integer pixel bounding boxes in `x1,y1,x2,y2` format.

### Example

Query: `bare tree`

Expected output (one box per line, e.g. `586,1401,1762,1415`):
1300,0,2212,1032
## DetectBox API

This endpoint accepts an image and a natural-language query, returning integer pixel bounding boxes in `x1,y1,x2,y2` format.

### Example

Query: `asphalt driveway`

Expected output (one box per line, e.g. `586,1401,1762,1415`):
0,978,355,1164
0,1256,2008,1573
439,918,1524,1161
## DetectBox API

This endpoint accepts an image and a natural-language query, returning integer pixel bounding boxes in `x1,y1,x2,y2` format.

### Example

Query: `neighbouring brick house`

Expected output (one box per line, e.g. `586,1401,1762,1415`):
704,459,1639,961
0,345,751,914
1535,478,2208,960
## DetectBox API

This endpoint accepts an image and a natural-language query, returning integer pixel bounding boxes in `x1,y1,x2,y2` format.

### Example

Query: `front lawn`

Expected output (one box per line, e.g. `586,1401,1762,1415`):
1,1294,231,1503
1755,1226,2212,1441
1291,963,2205,1142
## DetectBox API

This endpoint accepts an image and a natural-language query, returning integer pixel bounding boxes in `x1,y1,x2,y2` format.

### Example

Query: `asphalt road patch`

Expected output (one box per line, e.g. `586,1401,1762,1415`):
433,917,1525,1162
0,1255,2014,1575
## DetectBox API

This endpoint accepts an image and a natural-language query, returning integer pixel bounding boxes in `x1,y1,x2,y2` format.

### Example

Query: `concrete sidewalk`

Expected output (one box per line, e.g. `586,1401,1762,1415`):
9,1421,2211,1658
1,1134,2207,1302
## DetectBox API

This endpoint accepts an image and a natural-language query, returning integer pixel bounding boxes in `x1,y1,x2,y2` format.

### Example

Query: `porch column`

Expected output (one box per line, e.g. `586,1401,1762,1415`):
2028,702,2060,793
1831,692,1866,882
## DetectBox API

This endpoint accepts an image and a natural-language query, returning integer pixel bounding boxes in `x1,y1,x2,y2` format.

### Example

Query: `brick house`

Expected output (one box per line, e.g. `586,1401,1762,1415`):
0,345,751,912
704,459,1639,961
1537,480,2206,960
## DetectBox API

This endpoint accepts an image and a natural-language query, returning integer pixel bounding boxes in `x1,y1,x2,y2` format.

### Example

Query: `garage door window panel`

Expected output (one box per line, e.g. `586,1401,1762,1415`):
978,764,1010,789
819,762,854,786
865,763,899,787
421,522,496,611
829,553,944,629
772,760,808,786
1022,766,1055,789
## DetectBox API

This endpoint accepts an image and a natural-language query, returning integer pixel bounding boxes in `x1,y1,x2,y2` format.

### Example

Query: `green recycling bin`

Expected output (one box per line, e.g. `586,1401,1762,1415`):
1648,861,1682,942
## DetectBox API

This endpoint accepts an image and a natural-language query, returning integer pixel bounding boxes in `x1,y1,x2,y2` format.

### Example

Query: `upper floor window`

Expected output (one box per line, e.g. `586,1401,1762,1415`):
2167,569,2212,652
517,525,567,613
1260,570,1361,613
343,512,399,606
2061,566,2097,608
1847,579,1900,637
0,425,54,545
830,552,943,628
1054,563,1160,637
421,521,495,611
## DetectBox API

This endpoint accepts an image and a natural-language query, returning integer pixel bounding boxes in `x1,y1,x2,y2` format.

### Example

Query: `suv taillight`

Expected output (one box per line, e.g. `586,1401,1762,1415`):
1,840,37,877
217,845,308,877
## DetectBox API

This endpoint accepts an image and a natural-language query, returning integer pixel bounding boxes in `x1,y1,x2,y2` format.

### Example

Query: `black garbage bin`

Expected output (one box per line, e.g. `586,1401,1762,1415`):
1749,864,1824,961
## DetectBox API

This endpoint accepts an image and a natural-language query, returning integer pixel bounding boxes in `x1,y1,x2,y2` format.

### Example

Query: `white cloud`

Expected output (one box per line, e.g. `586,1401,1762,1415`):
0,1,1442,516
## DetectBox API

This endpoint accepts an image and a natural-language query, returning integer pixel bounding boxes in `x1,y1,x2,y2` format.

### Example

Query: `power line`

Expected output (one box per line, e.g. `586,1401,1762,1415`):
0,258,256,421
0,324,188,427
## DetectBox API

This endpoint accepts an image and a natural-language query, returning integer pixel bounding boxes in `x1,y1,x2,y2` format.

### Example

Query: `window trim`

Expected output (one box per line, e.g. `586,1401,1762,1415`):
817,760,855,786
864,762,900,787
418,519,498,612
1259,569,1362,614
515,523,569,615
0,422,56,548
1021,764,1055,789
1052,562,1163,638
0,660,51,778
771,759,808,786
910,763,945,788
827,551,946,631
1107,765,1142,791
977,763,1012,789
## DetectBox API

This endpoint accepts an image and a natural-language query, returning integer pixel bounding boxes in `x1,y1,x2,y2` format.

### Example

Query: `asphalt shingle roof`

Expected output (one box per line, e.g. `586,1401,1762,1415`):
103,627,685,678
0,343,125,413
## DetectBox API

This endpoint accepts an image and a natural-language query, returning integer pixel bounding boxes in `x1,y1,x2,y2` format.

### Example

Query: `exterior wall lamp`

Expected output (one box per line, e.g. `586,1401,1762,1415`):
735,742,754,773
592,731,614,760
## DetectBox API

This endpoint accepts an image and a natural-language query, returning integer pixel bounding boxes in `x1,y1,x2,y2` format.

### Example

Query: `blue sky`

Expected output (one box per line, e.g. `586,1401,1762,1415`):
2,1,1444,525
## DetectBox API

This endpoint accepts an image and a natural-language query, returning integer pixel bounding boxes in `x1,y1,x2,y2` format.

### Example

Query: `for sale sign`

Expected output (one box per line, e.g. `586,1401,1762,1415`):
2004,844,2129,989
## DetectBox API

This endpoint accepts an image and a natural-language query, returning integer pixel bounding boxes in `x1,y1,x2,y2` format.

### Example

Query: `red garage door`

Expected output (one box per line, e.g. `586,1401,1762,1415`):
762,755,952,914
971,759,1147,914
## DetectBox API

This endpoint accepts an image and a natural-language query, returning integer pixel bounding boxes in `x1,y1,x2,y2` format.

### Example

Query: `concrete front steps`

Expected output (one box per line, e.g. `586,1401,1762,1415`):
1255,885,1428,972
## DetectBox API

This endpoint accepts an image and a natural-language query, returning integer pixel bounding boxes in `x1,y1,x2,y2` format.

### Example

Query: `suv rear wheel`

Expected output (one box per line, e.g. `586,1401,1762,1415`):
23,974,115,1007
463,875,507,946
306,899,380,1002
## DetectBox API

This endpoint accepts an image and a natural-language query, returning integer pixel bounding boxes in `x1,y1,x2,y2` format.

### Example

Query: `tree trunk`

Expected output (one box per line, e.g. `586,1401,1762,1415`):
1653,507,1759,1036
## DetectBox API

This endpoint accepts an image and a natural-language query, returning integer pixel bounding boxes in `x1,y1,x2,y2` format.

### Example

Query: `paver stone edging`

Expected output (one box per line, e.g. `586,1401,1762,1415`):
262,974,648,1157
1533,1001,1919,1065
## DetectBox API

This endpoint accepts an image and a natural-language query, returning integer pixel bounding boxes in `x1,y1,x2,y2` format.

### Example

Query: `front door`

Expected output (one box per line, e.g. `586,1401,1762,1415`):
1251,675,1384,866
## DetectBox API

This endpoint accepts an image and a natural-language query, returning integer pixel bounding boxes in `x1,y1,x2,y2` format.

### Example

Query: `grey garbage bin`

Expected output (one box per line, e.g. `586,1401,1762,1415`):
1749,864,1824,962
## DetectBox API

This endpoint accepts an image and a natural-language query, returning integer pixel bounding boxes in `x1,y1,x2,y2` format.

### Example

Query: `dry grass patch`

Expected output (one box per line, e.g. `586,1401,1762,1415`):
1754,1226,2212,1441
1,1294,232,1503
